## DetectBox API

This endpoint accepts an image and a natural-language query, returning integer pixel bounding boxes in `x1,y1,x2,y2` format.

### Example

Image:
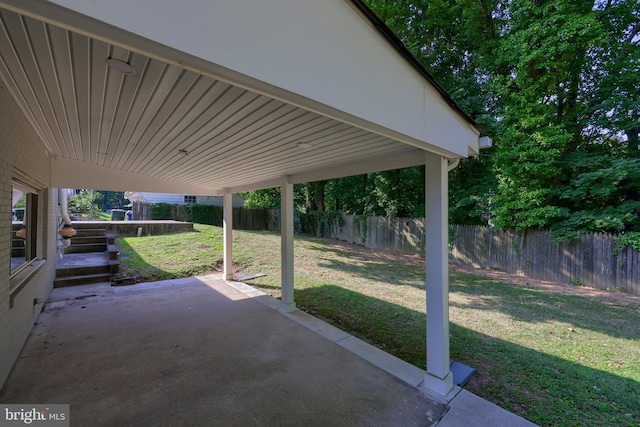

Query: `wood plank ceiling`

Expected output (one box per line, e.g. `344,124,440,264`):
0,8,419,193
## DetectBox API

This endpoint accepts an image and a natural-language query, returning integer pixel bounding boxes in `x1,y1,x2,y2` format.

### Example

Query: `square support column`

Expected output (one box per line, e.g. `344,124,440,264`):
223,188,234,281
422,152,454,397
280,176,296,312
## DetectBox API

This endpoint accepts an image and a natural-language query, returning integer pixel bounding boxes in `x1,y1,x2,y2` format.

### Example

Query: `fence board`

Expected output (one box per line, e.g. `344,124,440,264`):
181,208,640,297
334,216,640,296
446,226,639,296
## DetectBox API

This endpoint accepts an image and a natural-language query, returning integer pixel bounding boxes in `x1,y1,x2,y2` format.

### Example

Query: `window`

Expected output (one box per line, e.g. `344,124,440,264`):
11,176,44,274
184,195,197,204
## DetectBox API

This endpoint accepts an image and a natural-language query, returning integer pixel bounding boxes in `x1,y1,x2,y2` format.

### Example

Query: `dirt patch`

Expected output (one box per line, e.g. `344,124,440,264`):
450,264,640,308
315,237,640,308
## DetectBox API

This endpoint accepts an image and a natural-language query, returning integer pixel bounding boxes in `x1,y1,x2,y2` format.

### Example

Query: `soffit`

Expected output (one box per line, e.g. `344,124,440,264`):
0,8,433,194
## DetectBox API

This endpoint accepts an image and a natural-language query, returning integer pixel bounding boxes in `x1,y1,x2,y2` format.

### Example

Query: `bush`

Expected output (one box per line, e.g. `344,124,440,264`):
183,204,223,226
149,202,173,220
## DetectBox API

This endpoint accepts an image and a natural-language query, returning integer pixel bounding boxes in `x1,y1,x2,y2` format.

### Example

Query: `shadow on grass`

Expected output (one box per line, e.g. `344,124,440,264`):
295,237,427,290
115,237,174,282
296,235,639,341
291,284,640,427
115,234,223,282
449,273,640,341
315,257,426,290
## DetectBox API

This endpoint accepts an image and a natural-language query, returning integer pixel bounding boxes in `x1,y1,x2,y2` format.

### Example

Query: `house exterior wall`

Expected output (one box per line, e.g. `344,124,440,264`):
0,83,57,388
139,192,245,208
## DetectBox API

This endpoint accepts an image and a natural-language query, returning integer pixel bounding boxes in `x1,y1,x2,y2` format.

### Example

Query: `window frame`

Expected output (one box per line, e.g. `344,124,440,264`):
184,195,197,204
10,173,46,276
9,173,48,307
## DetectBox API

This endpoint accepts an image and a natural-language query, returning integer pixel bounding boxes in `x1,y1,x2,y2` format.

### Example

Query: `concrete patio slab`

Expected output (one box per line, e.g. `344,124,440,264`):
1,276,447,426
1,275,538,426
437,389,538,427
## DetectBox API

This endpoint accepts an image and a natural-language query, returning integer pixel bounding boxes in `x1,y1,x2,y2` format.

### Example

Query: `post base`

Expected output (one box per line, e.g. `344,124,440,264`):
279,301,297,313
420,371,455,402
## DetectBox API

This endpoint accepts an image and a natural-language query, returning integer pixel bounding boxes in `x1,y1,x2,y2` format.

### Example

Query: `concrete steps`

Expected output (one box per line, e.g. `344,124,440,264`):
64,243,108,253
54,272,113,288
55,224,119,288
64,225,107,254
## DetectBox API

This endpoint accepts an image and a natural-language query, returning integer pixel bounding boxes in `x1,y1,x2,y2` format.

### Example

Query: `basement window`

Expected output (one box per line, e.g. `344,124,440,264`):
10,175,44,274
9,174,47,307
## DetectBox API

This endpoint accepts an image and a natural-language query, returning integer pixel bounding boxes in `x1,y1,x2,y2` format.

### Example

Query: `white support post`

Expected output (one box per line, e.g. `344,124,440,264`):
223,188,234,281
422,152,454,397
280,176,296,312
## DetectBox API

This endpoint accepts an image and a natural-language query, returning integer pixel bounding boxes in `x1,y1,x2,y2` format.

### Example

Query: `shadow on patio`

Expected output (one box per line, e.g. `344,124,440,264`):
0,277,448,427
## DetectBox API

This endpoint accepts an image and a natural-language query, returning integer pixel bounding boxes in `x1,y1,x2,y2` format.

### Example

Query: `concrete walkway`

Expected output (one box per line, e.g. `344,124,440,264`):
0,275,537,426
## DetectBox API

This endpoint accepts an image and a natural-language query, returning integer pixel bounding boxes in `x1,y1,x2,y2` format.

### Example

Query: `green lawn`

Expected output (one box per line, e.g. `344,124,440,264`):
116,224,640,427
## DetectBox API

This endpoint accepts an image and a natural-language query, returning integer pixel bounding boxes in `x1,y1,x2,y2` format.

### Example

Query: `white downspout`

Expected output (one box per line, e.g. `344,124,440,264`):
59,188,73,225
57,188,73,255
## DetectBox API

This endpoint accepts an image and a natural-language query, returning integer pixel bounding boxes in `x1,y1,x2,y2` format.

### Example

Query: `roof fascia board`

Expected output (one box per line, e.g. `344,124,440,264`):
226,150,434,195
51,157,217,195
346,0,486,137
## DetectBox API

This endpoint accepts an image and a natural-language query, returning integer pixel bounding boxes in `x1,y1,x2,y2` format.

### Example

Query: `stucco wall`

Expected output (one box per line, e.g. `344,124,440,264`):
0,83,56,388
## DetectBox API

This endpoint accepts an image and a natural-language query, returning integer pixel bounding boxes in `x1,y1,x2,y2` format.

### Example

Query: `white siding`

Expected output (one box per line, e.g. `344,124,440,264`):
140,192,244,207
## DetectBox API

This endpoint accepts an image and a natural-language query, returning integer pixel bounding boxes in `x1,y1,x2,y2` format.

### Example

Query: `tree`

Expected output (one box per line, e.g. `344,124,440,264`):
241,185,306,210
365,0,500,224
96,191,126,211
490,0,640,236
69,190,103,218
365,0,640,236
303,181,328,212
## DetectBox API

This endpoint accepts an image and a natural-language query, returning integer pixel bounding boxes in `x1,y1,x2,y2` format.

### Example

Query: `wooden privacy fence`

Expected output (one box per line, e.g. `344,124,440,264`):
449,226,640,295
131,201,149,220
131,202,269,230
132,205,640,295
325,216,640,296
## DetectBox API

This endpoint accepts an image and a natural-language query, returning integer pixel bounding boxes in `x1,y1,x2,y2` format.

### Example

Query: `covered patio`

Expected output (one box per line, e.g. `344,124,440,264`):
1,276,534,426
0,0,532,424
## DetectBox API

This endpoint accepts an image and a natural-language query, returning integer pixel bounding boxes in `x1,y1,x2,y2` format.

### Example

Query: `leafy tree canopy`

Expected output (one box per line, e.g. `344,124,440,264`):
244,0,640,242
366,0,640,239
69,189,103,218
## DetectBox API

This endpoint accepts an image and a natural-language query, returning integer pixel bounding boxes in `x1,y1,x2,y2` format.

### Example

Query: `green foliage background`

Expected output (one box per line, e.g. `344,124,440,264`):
149,202,223,226
245,0,640,253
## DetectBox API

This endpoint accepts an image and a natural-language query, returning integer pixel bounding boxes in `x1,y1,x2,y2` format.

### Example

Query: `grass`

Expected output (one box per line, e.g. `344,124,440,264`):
116,224,640,427
116,225,223,281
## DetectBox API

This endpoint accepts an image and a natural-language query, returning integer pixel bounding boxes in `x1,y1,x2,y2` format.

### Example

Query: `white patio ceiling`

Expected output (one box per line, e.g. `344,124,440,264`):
0,0,482,195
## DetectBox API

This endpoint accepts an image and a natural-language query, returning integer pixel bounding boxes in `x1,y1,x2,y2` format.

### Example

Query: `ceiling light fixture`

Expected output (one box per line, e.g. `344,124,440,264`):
106,58,135,75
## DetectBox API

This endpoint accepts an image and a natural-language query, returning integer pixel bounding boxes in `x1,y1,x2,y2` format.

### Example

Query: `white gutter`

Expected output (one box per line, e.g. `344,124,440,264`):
447,159,460,172
449,136,492,172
